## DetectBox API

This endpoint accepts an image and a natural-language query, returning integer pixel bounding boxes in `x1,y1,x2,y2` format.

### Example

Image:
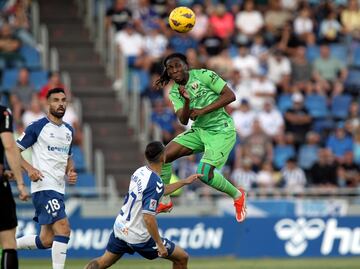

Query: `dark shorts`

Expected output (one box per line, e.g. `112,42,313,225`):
0,180,17,231
106,232,175,260
32,190,67,225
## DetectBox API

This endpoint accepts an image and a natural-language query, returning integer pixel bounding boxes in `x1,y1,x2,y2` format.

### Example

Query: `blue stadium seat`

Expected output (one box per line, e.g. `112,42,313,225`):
304,94,329,118
277,94,293,114
69,173,97,197
331,94,352,119
306,45,320,62
128,68,150,94
20,45,42,70
72,145,86,173
351,46,360,68
0,68,19,91
30,70,48,91
312,118,335,133
345,69,360,93
273,145,296,169
330,44,348,62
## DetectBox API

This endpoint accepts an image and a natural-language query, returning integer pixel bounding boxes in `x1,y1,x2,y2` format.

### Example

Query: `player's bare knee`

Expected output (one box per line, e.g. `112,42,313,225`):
54,219,71,236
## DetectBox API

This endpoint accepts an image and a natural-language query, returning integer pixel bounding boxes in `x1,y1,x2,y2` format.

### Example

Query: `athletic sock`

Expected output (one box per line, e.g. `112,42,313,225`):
208,171,241,199
16,235,48,250
1,249,18,269
160,162,172,184
52,235,69,269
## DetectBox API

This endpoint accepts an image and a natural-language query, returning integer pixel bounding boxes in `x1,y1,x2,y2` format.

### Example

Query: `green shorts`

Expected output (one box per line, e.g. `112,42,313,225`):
173,127,236,169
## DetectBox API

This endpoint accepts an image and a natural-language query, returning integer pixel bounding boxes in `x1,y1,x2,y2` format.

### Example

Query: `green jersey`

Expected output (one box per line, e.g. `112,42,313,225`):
169,69,235,131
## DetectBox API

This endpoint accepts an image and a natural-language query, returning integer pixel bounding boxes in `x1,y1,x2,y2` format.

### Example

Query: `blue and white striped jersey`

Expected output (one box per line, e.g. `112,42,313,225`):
113,166,164,244
16,117,73,194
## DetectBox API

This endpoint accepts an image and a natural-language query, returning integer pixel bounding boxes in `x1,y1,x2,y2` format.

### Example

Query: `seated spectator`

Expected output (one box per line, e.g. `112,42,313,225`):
9,67,37,122
21,95,46,127
313,44,348,84
256,162,277,192
133,0,160,34
208,4,234,41
0,23,23,68
267,49,291,90
280,158,307,194
38,72,67,106
169,32,197,55
189,4,208,41
290,46,312,91
235,0,264,44
273,133,296,169
240,119,273,171
232,99,256,139
151,98,181,144
228,70,254,107
277,22,303,57
309,148,338,187
144,26,168,62
326,122,353,163
233,44,260,79
105,0,133,31
319,10,343,43
257,98,284,138
250,70,276,110
199,25,224,57
337,151,360,187
206,48,234,80
341,0,360,40
346,102,360,134
293,7,314,42
298,131,320,171
284,93,312,146
250,34,268,61
231,158,257,191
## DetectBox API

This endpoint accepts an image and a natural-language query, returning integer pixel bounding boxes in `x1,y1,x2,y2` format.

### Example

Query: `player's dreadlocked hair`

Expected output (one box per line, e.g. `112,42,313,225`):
155,53,188,88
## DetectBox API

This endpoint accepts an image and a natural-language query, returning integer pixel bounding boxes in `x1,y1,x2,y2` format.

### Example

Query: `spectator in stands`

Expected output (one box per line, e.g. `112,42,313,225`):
239,119,273,171
10,67,36,122
228,70,253,108
337,151,360,187
143,25,168,63
250,69,276,110
235,0,264,44
298,131,320,172
341,0,360,40
142,73,164,102
169,32,197,55
273,133,296,169
267,49,291,90
231,158,257,192
199,25,224,57
284,92,312,146
277,22,303,57
0,23,23,68
326,122,353,163
189,4,208,41
319,10,343,43
250,34,268,61
232,99,256,139
313,44,348,84
105,0,133,31
280,157,307,194
293,7,314,42
309,148,338,187
256,161,277,192
208,4,234,41
151,98,181,145
39,72,67,107
291,46,312,91
346,101,360,134
21,95,46,127
233,44,260,79
257,98,284,138
206,48,234,81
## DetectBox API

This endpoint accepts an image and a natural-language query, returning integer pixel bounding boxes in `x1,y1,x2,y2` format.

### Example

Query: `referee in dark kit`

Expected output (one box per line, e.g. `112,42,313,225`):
0,105,29,269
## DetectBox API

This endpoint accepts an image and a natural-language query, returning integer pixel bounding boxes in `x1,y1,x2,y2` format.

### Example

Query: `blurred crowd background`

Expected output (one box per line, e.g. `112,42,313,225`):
1,0,360,197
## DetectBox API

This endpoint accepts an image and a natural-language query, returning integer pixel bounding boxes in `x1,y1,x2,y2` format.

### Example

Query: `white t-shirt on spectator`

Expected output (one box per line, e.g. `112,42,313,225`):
229,79,254,108
250,78,276,110
256,171,274,188
233,55,260,78
235,11,264,35
267,56,291,84
294,17,313,35
231,168,257,190
232,109,256,138
144,33,168,59
115,31,144,57
257,109,284,137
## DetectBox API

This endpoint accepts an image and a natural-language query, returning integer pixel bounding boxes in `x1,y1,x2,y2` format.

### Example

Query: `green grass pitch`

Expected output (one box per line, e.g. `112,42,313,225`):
20,257,360,269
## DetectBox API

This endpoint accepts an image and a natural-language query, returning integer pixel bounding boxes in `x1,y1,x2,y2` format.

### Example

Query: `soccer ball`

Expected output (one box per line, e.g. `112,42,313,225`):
168,6,196,33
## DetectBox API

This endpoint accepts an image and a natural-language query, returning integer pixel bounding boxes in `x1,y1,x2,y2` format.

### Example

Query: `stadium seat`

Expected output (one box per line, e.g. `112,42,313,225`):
304,94,329,118
330,44,348,62
30,70,48,91
273,145,296,169
0,68,19,91
128,68,150,94
20,45,42,70
345,69,360,93
72,145,86,173
69,172,97,197
351,46,360,68
312,118,335,134
331,94,352,119
277,94,293,114
306,45,320,63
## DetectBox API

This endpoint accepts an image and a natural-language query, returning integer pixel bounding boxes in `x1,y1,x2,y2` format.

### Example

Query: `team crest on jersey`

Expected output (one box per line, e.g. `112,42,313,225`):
191,82,199,90
66,132,71,141
50,133,55,138
149,199,157,210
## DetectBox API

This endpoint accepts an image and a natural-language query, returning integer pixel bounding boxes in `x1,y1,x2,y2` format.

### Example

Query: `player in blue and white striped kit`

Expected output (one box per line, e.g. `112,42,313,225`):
15,88,77,269
84,141,201,269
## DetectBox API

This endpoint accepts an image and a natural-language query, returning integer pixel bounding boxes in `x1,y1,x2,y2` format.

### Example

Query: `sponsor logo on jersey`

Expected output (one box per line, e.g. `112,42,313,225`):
191,82,199,90
48,145,70,153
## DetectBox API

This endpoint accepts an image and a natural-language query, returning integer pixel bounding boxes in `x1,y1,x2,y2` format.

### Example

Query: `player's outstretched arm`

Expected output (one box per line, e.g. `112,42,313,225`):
190,85,235,119
164,173,202,195
143,213,168,257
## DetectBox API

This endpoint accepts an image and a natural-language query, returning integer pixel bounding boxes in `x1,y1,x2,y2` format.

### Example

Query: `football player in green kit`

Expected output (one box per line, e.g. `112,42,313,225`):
155,53,246,222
